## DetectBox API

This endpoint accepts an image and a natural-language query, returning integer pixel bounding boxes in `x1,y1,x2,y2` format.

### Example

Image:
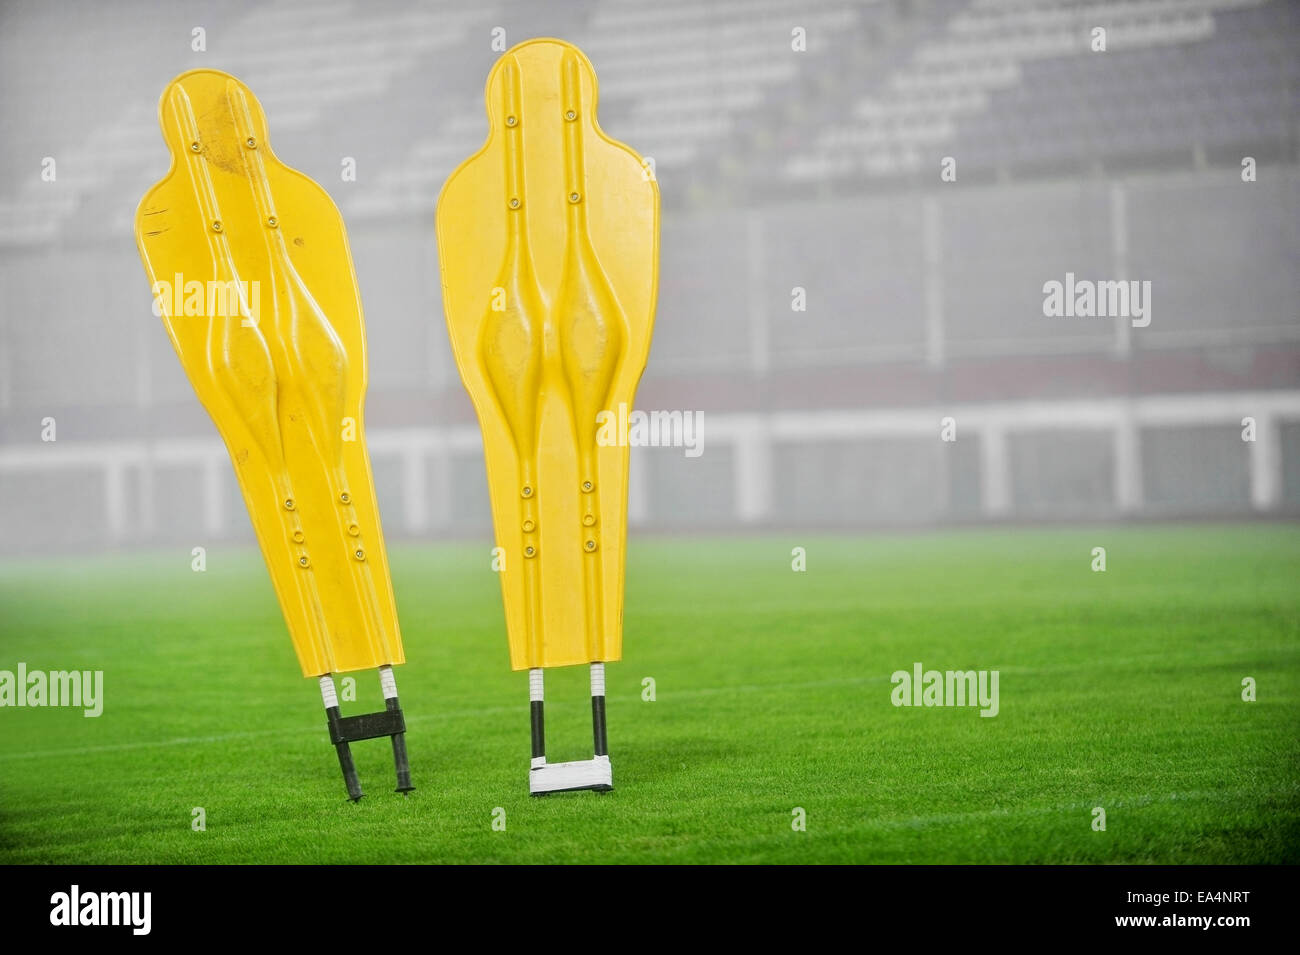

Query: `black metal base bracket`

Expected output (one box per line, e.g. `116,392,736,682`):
323,694,413,801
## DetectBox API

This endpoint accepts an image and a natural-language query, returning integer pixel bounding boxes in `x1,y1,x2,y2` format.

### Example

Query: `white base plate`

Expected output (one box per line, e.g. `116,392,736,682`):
529,755,613,795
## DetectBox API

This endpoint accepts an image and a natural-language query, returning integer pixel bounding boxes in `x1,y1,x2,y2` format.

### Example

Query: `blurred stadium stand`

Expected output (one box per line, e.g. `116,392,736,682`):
0,0,1296,551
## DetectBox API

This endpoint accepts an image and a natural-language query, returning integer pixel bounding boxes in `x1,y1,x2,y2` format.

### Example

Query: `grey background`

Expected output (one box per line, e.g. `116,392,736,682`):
0,0,1297,554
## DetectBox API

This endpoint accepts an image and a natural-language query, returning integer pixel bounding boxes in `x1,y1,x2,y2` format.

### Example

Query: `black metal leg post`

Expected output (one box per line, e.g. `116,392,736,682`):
530,668,546,784
321,675,364,802
380,666,414,794
590,662,608,757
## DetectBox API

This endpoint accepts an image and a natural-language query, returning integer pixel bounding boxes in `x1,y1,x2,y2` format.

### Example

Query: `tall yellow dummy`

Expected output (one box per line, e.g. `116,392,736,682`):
437,39,660,794
135,70,411,801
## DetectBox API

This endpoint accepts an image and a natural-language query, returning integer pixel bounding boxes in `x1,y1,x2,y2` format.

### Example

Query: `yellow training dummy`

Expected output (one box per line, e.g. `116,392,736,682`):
437,40,659,793
136,70,411,801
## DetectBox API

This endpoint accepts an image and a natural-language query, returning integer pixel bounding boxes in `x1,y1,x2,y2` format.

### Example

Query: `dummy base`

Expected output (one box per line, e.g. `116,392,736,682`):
529,755,613,796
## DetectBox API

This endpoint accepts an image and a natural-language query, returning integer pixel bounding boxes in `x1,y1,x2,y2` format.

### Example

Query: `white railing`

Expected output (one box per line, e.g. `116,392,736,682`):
2,390,1295,544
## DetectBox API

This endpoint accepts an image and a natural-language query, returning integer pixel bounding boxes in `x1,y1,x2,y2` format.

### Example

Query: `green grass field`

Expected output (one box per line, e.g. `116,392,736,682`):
1,524,1297,864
